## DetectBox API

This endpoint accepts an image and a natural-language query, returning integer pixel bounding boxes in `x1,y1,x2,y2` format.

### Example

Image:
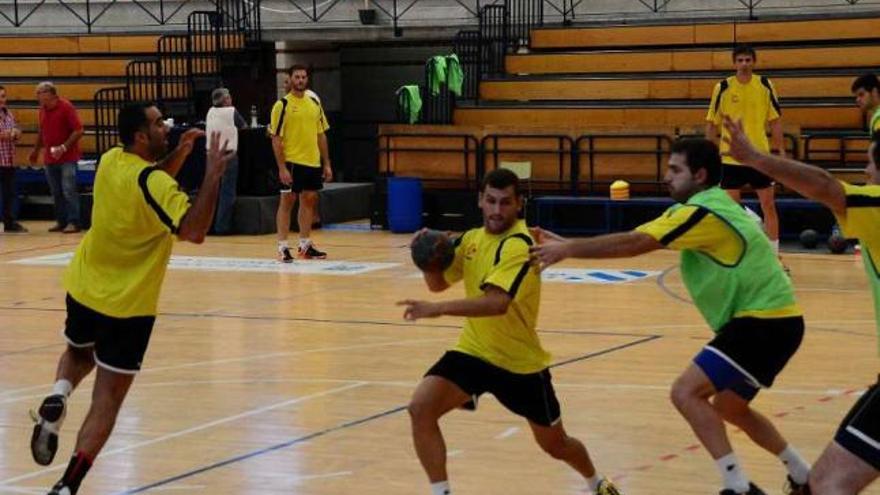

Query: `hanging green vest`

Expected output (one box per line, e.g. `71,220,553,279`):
677,187,799,332
396,85,422,124
446,54,464,96
427,55,447,96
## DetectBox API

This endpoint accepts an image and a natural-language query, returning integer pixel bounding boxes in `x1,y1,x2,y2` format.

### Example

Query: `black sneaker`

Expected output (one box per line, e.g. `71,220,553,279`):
784,475,810,495
31,394,66,465
298,244,327,259
720,483,766,495
4,222,27,233
277,247,294,263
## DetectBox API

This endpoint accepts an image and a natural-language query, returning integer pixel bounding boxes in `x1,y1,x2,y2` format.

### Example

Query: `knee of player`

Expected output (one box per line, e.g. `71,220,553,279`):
669,381,694,410
407,398,434,424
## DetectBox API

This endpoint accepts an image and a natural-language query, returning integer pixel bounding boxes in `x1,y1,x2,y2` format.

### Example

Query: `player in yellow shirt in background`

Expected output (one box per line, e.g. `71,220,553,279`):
29,103,234,495
706,45,785,262
270,64,333,261
398,169,621,495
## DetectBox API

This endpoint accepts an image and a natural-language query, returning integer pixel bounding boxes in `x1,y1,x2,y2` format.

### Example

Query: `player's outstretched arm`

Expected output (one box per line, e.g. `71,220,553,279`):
723,116,846,215
530,231,662,271
398,285,511,321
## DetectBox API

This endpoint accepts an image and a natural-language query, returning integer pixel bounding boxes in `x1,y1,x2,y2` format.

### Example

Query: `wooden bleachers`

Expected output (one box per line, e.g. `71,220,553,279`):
0,34,167,163
529,17,880,50
479,75,854,101
507,45,880,75
462,16,874,187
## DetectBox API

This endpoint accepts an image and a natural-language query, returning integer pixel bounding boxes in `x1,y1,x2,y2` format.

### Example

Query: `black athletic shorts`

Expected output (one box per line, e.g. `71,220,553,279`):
425,350,561,427
720,164,773,190
697,316,803,396
64,293,155,374
834,375,880,470
280,162,323,193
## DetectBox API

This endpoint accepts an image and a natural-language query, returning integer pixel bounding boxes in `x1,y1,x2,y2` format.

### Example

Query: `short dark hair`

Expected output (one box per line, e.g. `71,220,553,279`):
481,168,521,196
670,138,722,186
0,85,5,91
288,64,308,76
732,44,757,61
852,73,880,94
118,102,154,147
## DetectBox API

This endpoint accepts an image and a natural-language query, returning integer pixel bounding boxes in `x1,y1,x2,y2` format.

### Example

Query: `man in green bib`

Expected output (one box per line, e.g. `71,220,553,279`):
530,138,809,495
724,115,878,494
852,73,880,139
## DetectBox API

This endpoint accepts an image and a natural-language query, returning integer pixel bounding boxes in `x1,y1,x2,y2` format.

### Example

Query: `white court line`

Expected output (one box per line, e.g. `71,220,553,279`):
495,427,520,440
0,383,366,486
137,485,205,492
293,471,353,482
0,337,448,404
447,449,464,458
0,487,43,494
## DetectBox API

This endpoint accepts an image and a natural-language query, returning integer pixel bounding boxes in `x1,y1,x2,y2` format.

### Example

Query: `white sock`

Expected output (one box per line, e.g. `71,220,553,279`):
52,379,72,397
716,452,750,493
277,240,289,251
587,474,602,492
430,480,450,495
299,238,310,250
771,239,780,254
778,445,810,485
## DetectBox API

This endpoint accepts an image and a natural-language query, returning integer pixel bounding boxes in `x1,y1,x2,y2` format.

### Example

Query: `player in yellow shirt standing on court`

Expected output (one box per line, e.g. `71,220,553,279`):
398,169,621,495
706,45,786,262
28,103,234,495
270,64,333,261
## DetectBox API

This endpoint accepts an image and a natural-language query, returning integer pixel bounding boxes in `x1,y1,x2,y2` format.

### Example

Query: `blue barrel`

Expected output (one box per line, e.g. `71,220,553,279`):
387,177,423,233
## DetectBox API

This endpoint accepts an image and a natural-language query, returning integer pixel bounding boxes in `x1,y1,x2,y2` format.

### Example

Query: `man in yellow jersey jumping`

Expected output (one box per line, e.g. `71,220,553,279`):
706,45,785,260
398,168,621,495
852,73,880,139
270,64,333,261
530,139,810,495
724,115,878,494
29,103,234,495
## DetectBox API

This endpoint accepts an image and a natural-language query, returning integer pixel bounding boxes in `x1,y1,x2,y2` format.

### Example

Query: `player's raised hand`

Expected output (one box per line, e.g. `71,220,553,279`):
529,238,571,272
206,131,234,176
722,115,762,165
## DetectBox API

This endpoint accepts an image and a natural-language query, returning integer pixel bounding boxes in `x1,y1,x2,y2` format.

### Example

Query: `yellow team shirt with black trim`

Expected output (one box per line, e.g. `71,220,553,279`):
871,107,880,139
635,188,800,331
64,147,190,318
268,93,329,167
834,181,880,357
706,74,782,165
442,220,550,374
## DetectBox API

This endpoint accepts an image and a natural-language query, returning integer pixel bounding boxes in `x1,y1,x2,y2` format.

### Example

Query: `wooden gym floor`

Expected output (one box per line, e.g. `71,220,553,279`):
0,221,877,494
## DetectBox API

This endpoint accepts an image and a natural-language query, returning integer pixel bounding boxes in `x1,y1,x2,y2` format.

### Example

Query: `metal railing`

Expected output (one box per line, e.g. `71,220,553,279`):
575,134,673,194
482,133,576,192
93,0,261,155
94,86,130,155
377,133,481,189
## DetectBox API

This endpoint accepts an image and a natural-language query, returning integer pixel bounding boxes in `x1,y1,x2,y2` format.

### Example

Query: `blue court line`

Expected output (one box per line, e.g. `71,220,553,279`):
113,405,407,495
621,270,647,277
550,335,661,369
322,223,373,232
587,271,625,282
108,335,660,494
